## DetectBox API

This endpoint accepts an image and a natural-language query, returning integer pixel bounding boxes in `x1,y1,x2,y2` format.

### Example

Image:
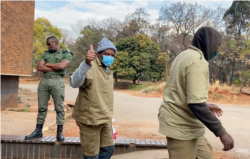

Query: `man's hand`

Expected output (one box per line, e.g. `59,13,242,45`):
220,132,234,151
207,103,223,117
85,44,96,64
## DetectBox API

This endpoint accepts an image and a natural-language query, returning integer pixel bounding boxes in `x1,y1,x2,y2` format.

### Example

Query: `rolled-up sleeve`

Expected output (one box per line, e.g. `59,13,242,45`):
64,53,73,63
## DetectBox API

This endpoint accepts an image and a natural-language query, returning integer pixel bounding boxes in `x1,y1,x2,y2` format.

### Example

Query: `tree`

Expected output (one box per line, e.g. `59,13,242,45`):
113,34,168,84
160,2,212,49
119,8,150,38
223,1,250,37
149,20,171,53
69,25,104,72
238,38,250,92
101,17,123,42
145,52,170,82
159,2,226,62
112,51,136,82
61,29,75,47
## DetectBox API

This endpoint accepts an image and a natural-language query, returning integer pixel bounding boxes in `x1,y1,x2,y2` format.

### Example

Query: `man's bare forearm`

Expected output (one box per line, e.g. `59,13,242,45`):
37,65,55,72
46,60,70,71
46,63,63,71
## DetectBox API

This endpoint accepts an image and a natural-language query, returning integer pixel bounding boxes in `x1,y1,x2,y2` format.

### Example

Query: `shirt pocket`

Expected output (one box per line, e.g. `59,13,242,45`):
44,54,51,63
55,53,64,63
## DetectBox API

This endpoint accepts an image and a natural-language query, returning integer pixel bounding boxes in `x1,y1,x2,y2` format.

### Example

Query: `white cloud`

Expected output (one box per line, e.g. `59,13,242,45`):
35,6,93,31
131,0,148,8
173,0,233,8
148,9,159,23
148,0,164,4
35,1,158,32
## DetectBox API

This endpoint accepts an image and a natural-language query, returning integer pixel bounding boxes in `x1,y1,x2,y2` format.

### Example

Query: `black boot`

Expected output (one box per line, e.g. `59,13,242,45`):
25,124,43,140
57,125,65,141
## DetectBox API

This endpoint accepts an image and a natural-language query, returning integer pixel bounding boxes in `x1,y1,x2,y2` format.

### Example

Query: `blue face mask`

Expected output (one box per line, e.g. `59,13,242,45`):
102,55,114,66
209,51,218,60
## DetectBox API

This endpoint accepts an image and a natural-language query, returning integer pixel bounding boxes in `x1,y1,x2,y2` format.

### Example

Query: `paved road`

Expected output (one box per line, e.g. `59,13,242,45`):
19,84,250,158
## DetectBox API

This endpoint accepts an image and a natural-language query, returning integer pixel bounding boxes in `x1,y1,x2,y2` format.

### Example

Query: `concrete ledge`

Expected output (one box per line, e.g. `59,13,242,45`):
1,135,167,158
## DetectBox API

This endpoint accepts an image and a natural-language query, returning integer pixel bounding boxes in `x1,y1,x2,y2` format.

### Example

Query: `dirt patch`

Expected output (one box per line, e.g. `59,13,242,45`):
207,87,250,106
44,117,79,137
19,78,40,84
115,88,250,107
115,90,163,98
9,88,74,113
113,122,165,140
12,88,39,112
19,77,70,84
213,151,249,159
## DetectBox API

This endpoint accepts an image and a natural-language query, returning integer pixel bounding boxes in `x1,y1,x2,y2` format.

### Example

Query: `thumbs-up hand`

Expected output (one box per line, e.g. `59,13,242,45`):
85,44,96,64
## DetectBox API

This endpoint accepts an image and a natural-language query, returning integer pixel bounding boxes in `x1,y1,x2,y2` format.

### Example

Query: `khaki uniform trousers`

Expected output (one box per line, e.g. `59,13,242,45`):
37,75,65,125
76,121,114,156
167,136,213,159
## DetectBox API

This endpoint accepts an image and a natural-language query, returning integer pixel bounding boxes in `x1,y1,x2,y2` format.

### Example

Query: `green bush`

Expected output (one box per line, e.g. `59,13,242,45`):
18,96,22,103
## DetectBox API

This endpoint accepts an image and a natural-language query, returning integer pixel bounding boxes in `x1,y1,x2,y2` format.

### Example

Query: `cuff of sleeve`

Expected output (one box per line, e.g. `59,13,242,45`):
188,99,207,104
214,126,227,137
81,61,92,69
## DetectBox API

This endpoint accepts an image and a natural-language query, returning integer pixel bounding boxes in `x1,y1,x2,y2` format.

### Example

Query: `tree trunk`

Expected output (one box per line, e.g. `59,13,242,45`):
240,74,243,93
226,74,230,85
133,79,136,84
133,73,142,84
212,70,220,83
230,53,237,85
115,77,118,83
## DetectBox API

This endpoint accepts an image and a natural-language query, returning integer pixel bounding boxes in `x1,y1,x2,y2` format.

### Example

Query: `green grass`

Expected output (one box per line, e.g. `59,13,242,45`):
18,96,22,103
114,80,165,93
128,83,157,91
22,108,28,112
142,86,161,93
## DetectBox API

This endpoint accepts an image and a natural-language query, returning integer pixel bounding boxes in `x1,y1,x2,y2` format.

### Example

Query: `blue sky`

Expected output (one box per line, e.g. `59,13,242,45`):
35,1,234,32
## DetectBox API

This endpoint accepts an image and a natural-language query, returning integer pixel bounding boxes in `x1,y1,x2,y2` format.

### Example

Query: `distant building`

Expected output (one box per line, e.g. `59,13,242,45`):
1,1,35,109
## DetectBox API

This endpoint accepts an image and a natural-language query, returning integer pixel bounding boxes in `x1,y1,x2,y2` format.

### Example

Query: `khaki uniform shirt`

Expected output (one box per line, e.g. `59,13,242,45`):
72,58,114,125
158,46,209,140
41,49,72,76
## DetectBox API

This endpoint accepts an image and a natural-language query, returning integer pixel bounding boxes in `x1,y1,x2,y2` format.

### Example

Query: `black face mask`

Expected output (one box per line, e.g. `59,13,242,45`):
49,43,56,53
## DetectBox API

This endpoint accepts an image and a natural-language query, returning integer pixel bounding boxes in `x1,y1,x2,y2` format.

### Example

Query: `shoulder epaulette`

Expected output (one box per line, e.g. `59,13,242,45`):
62,49,73,56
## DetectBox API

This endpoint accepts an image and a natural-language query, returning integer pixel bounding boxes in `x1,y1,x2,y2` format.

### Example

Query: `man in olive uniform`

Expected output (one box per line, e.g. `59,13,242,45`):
70,38,116,159
25,36,73,141
158,27,234,159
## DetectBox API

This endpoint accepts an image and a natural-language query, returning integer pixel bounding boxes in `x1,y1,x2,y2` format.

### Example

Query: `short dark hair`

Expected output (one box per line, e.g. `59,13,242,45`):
46,36,58,43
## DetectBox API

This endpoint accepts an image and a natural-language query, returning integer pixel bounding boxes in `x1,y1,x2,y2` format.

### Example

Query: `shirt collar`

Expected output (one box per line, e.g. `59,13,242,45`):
188,45,205,59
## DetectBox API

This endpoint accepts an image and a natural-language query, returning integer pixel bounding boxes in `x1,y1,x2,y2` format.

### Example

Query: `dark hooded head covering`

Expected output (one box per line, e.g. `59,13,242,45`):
191,26,222,61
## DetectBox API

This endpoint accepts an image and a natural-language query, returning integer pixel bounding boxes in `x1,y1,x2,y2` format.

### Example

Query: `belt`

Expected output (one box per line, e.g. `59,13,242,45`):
43,74,62,79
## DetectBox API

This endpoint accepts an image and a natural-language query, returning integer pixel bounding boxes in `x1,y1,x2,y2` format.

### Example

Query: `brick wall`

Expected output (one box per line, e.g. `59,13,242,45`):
1,1,35,76
1,75,19,109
